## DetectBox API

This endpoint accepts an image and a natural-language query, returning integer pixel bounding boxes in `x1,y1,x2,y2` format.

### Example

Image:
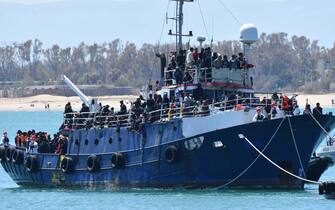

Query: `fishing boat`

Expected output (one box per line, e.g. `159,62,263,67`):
1,0,335,189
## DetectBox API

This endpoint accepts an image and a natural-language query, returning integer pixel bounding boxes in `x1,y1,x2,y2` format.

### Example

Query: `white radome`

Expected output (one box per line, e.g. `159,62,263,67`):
240,24,258,45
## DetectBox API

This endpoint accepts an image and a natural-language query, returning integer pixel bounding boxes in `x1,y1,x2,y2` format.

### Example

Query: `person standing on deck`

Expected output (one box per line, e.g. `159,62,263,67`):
313,102,323,116
1,131,9,146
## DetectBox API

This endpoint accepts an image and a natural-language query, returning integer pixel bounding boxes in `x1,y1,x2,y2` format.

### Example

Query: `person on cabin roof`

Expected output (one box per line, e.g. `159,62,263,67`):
313,102,323,116
213,55,223,69
186,48,195,67
192,48,199,65
229,55,238,69
222,55,230,68
155,53,166,78
252,107,265,122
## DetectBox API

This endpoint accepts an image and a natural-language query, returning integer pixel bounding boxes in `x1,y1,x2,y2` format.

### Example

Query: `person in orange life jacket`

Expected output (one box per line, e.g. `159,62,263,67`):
253,107,265,122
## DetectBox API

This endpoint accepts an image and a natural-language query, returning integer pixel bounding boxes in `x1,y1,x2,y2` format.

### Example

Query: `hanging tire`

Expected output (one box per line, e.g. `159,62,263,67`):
87,154,100,172
61,157,74,173
111,153,126,169
25,155,39,173
5,147,14,162
319,183,324,195
0,147,5,162
165,145,179,164
12,149,24,164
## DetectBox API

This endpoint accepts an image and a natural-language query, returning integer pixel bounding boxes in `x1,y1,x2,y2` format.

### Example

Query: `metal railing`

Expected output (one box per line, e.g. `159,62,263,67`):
62,97,274,130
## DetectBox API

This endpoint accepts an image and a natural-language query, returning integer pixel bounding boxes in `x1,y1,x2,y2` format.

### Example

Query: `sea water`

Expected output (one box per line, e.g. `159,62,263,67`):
0,111,335,210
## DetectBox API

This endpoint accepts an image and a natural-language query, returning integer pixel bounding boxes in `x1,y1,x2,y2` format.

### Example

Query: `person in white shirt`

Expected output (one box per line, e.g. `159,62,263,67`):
186,48,194,67
293,104,301,115
252,107,265,122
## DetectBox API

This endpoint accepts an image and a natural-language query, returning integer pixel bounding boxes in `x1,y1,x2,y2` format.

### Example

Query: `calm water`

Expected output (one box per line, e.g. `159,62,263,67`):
0,111,335,210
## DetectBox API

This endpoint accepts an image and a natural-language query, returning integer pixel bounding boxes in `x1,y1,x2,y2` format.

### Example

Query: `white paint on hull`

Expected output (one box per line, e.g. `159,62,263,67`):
182,109,257,137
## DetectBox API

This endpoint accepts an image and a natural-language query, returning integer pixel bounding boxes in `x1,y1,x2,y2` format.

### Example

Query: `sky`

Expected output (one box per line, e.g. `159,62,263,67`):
0,0,333,48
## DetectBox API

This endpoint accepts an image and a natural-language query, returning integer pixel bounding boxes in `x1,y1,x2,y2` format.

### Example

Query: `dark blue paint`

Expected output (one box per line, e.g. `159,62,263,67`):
2,115,335,189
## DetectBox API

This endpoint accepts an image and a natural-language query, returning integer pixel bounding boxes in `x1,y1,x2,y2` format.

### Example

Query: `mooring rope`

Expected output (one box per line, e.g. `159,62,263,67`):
308,112,333,139
239,134,321,185
214,116,288,189
287,116,306,178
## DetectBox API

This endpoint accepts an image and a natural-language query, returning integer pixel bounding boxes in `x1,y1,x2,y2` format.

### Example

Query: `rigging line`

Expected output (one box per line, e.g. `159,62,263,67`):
239,133,321,185
308,112,333,139
216,0,242,26
214,116,288,189
197,0,210,41
287,116,306,178
158,0,171,47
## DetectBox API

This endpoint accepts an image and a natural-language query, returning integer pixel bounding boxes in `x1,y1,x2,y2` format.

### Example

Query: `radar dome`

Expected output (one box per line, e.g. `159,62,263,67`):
240,24,258,45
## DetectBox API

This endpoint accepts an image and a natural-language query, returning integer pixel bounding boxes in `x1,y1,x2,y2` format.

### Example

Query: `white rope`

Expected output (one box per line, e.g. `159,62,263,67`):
239,134,321,185
215,116,288,189
308,112,333,139
287,116,306,178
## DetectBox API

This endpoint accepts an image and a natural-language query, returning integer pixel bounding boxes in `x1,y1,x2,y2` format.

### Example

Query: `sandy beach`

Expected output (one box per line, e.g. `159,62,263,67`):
0,95,137,112
0,93,334,112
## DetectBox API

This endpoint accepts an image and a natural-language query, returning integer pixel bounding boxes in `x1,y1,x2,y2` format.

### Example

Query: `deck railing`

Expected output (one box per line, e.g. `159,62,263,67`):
62,97,278,129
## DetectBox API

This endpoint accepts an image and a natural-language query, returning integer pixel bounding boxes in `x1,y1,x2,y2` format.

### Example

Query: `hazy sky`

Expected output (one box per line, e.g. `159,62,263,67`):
0,0,333,48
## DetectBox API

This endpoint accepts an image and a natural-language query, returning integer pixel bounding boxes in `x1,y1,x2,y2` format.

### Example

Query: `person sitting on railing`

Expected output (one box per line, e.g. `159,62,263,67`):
183,71,193,84
253,107,265,122
186,48,195,67
238,52,245,69
213,55,223,69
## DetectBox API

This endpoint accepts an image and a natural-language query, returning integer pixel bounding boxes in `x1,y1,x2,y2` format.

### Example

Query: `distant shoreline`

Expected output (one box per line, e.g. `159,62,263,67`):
0,94,137,112
0,93,335,112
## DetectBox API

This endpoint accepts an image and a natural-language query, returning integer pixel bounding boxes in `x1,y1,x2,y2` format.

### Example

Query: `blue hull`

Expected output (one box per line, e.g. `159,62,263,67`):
2,114,335,189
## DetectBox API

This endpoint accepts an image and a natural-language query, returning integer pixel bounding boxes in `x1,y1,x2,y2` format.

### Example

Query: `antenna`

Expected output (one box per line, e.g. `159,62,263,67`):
167,0,194,54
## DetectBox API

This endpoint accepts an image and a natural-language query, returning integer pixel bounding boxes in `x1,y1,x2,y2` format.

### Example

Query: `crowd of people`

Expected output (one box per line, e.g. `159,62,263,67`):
162,48,253,86
252,93,324,122
62,91,213,131
13,130,68,155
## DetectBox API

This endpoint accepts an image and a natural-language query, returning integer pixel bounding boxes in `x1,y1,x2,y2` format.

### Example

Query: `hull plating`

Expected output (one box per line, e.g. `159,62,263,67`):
1,114,335,189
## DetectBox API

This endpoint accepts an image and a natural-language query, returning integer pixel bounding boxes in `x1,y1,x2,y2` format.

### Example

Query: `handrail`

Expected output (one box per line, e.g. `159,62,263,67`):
62,96,280,129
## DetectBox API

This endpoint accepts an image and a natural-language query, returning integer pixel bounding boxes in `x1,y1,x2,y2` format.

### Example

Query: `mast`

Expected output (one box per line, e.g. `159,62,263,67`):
168,0,193,54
